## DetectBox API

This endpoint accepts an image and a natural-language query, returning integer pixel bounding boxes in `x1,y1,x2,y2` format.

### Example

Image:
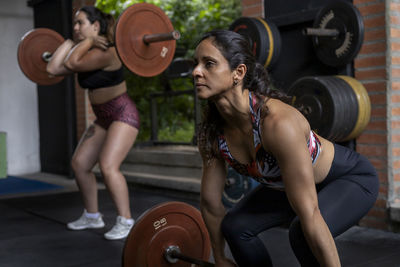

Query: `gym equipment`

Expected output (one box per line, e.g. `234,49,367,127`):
229,17,281,70
122,201,213,266
303,1,364,67
17,3,180,85
222,166,259,208
336,75,371,140
115,3,180,77
288,75,370,142
17,28,65,85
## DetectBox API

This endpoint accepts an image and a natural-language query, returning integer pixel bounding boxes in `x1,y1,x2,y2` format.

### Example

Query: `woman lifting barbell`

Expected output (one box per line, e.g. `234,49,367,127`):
193,30,379,266
46,6,139,240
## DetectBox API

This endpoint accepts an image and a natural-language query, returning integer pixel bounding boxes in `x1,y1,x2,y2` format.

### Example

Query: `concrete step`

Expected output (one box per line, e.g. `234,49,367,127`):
125,145,202,168
123,171,201,193
95,145,203,194
120,162,202,179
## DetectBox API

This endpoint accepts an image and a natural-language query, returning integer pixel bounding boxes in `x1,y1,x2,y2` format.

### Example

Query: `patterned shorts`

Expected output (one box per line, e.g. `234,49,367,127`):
91,92,140,130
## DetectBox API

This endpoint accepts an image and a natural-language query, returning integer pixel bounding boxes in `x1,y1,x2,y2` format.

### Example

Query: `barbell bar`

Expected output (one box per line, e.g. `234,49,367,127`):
303,28,340,37
30,30,180,69
39,30,180,63
142,30,181,45
306,1,364,67
164,245,215,267
17,3,181,85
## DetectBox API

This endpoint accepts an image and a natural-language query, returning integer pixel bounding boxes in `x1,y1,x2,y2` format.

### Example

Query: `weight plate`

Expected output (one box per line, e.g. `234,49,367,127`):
17,28,65,85
115,3,176,77
289,76,361,142
229,17,281,70
222,166,259,208
289,76,335,139
323,76,358,141
337,75,371,140
255,17,281,69
122,201,211,267
312,1,364,67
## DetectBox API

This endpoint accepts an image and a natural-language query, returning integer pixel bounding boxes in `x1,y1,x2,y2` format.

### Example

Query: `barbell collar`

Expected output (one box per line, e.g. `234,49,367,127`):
303,28,339,37
42,51,52,62
164,245,180,263
143,30,181,45
164,245,215,267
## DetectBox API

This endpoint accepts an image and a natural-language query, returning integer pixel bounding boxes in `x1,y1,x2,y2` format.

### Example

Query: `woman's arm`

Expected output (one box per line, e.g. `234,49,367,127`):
63,36,114,72
263,109,340,267
199,153,236,266
46,39,75,76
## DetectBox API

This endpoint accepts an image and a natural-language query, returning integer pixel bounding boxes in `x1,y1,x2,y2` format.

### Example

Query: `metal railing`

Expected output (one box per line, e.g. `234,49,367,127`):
149,88,201,146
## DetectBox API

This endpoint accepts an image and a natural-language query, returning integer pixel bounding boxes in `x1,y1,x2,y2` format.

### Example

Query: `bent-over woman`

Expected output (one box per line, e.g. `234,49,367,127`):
193,30,379,266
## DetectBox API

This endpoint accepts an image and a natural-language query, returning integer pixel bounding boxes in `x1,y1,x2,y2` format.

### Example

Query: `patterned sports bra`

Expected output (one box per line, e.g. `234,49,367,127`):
218,91,322,189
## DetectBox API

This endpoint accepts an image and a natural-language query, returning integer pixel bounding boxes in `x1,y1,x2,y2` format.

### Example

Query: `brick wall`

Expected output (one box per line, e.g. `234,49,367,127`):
241,0,395,230
388,0,400,229
242,0,264,17
354,0,388,230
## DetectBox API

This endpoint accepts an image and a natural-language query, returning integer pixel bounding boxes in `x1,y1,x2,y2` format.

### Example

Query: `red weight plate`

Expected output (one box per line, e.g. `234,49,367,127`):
115,3,176,77
17,28,64,85
123,201,211,267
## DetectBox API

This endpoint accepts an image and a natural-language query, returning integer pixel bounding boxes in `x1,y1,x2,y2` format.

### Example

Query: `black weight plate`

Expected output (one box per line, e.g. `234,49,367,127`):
254,17,281,69
222,166,258,208
229,17,281,69
312,1,364,67
322,76,358,141
288,76,336,139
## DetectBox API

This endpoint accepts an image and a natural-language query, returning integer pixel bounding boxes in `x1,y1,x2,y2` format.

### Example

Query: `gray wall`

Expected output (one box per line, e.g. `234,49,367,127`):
0,1,40,175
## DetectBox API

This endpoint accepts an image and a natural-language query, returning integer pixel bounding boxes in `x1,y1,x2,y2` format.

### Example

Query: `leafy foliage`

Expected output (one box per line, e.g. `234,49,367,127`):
95,0,241,142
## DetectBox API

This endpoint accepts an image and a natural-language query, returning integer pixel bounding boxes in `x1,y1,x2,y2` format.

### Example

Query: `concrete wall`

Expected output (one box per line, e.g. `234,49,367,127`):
0,0,40,175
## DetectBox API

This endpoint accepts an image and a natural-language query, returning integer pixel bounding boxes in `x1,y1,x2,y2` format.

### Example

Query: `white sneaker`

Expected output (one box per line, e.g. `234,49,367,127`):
104,216,134,240
67,210,105,230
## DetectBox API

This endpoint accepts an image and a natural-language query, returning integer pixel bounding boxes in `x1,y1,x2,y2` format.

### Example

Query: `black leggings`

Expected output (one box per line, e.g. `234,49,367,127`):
221,144,379,266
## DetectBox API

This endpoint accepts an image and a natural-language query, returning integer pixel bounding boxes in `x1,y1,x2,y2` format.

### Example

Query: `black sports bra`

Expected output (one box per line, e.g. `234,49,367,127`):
77,66,124,90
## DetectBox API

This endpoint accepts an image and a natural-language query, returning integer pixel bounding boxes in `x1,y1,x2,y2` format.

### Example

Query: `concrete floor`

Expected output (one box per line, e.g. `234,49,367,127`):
1,173,400,266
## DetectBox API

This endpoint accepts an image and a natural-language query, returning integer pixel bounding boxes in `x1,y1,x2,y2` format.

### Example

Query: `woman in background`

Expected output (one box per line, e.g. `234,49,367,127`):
47,6,139,240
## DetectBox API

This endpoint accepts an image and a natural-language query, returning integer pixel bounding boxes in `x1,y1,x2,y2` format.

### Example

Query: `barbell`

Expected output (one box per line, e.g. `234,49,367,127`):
303,1,364,67
17,28,65,86
288,75,371,142
17,3,180,86
230,1,364,69
122,201,213,267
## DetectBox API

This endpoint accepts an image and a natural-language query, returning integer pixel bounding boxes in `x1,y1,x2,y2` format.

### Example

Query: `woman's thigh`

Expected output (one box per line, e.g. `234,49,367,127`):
316,144,379,236
99,122,138,169
318,177,378,236
226,185,295,233
72,124,107,171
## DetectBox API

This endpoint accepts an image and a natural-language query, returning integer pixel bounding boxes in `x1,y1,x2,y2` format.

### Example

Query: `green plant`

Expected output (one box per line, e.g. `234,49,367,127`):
96,0,241,143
